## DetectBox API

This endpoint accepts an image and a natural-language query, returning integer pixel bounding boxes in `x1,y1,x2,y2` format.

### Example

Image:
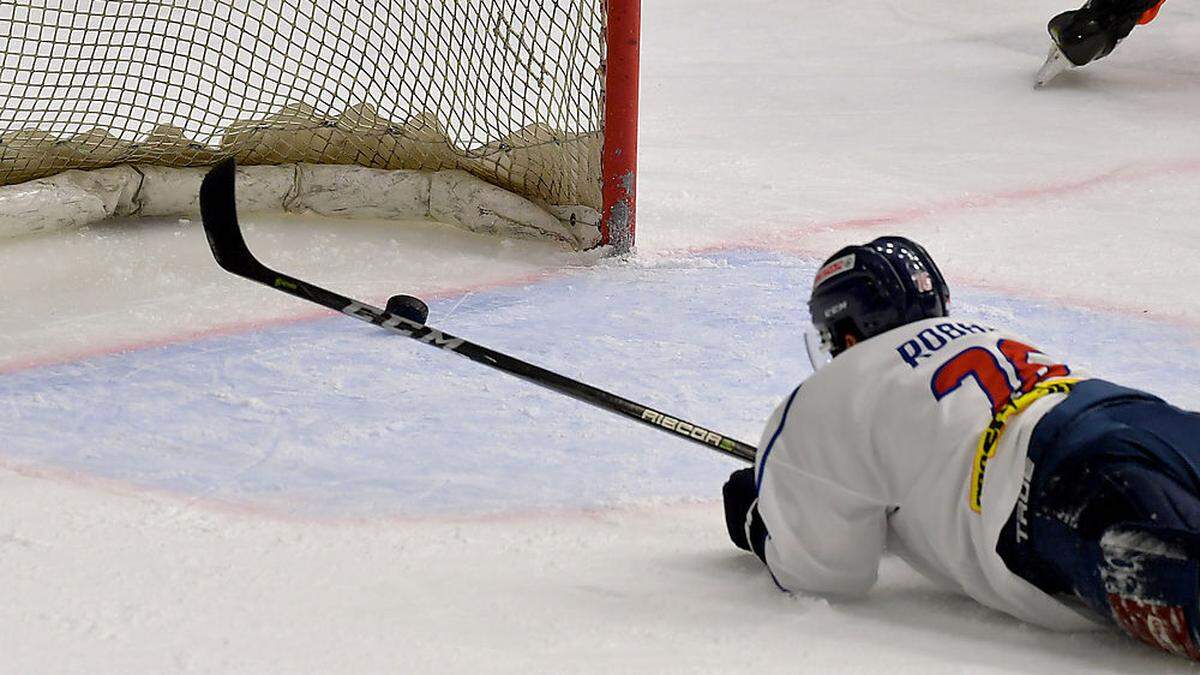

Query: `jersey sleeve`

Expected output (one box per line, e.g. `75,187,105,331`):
755,395,890,597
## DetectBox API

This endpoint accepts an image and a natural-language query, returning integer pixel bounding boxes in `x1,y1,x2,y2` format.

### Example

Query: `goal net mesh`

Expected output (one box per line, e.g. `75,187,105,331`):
0,0,606,213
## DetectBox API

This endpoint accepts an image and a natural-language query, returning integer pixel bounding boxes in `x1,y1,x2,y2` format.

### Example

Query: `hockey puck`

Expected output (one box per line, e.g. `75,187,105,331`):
386,294,429,324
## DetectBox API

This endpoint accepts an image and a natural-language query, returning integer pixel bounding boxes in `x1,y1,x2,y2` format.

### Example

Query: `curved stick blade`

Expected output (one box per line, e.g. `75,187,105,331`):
199,158,263,276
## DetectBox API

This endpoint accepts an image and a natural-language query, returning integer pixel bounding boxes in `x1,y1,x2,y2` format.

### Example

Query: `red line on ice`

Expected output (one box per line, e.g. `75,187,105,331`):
673,158,1200,332
0,272,551,376
806,158,1200,234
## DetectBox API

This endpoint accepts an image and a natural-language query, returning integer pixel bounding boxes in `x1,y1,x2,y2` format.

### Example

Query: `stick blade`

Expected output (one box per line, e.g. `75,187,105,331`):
199,158,261,276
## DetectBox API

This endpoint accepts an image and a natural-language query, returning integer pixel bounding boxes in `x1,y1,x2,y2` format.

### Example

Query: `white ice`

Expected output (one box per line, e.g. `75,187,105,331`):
4,0,1200,672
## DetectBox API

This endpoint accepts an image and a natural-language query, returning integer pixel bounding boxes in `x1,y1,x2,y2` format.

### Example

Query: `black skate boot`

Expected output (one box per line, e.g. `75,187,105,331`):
1035,0,1164,87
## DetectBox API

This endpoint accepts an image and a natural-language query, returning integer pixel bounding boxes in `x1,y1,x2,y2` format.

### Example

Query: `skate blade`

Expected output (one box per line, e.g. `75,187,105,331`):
1034,44,1073,88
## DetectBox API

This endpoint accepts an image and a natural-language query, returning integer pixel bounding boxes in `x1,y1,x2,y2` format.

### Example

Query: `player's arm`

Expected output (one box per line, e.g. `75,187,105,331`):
757,460,888,597
723,402,889,597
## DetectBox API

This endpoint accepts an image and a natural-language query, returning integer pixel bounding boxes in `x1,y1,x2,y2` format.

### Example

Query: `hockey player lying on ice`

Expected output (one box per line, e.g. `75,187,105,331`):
723,236,1200,660
1036,0,1167,86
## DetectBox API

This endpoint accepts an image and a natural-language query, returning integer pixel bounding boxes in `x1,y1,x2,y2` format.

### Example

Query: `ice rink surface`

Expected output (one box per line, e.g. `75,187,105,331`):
4,0,1200,672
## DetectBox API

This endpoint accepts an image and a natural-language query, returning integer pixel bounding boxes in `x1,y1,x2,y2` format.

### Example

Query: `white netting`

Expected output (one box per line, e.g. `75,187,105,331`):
0,0,606,219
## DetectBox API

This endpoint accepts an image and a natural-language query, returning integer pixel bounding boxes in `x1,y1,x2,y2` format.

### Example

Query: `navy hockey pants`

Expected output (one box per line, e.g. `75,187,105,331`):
997,379,1200,659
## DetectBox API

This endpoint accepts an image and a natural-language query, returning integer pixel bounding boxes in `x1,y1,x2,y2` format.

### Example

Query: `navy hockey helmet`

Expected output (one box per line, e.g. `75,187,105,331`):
808,236,949,357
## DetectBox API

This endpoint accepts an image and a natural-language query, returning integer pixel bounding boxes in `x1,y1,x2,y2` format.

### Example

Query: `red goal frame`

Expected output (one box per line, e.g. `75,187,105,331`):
602,0,640,252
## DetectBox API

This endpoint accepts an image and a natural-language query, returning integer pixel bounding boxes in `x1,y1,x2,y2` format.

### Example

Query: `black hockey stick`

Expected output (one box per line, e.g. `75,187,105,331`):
198,159,757,463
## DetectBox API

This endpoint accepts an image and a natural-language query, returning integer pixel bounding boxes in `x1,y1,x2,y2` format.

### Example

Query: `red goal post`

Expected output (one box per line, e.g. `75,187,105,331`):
0,0,640,252
602,0,640,252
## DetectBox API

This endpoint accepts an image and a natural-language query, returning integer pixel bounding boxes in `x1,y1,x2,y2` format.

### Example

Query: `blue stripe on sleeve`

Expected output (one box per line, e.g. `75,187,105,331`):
755,384,802,493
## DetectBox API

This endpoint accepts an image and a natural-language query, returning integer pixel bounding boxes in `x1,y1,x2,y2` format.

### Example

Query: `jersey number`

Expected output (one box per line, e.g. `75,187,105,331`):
931,339,1070,412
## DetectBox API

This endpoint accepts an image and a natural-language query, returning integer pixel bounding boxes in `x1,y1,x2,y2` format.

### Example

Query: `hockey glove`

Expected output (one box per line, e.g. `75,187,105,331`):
723,467,769,563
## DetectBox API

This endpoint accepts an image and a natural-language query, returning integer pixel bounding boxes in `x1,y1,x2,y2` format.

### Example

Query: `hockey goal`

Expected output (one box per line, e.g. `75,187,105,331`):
0,0,639,251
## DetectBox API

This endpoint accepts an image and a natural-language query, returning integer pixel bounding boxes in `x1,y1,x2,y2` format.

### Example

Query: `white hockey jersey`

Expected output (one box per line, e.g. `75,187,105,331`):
755,317,1103,631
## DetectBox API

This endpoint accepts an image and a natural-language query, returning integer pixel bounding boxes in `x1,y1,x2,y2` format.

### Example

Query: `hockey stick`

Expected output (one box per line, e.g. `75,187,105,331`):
198,159,757,463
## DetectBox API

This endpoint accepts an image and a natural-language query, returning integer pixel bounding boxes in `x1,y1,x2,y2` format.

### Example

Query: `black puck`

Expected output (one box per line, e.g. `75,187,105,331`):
385,294,429,324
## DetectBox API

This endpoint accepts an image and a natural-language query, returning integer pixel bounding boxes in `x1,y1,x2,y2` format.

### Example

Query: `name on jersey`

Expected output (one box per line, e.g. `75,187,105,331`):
896,322,996,368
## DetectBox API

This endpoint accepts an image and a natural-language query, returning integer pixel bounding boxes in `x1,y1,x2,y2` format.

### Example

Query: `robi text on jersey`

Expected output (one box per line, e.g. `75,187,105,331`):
895,322,996,368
